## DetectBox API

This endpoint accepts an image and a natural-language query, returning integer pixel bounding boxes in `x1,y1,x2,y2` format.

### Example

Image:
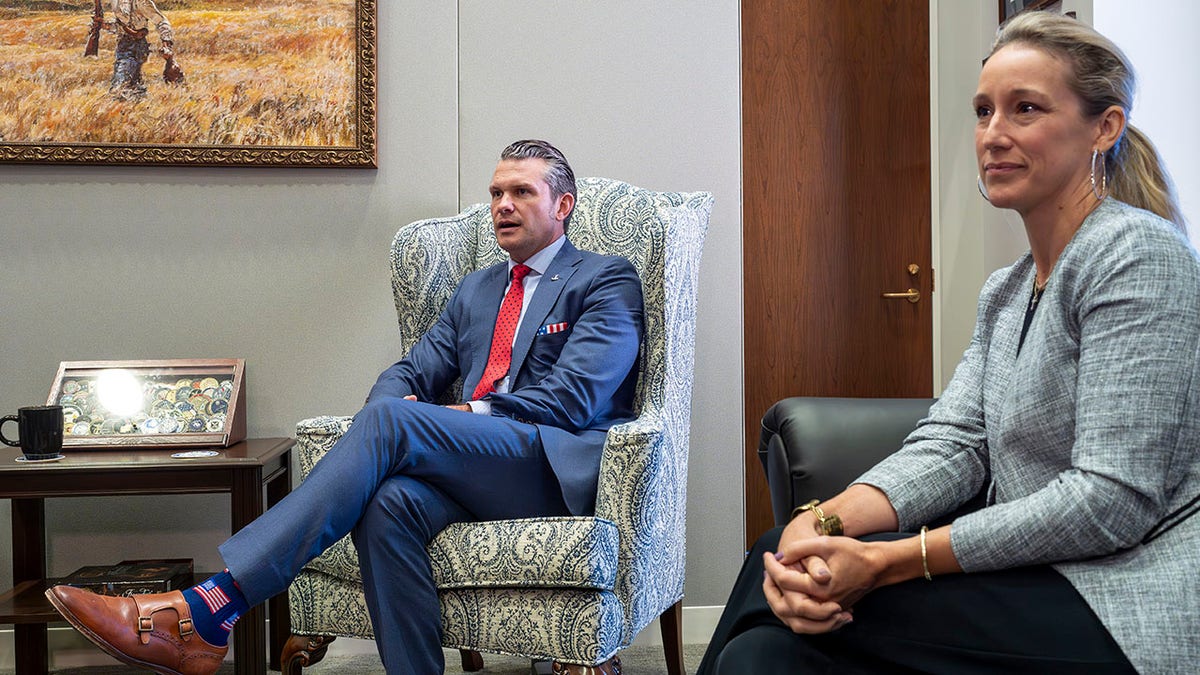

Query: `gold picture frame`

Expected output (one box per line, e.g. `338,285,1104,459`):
0,0,376,168
47,359,246,449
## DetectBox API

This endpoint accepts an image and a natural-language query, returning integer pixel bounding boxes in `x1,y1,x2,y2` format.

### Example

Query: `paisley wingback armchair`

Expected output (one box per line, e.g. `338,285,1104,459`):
281,177,712,674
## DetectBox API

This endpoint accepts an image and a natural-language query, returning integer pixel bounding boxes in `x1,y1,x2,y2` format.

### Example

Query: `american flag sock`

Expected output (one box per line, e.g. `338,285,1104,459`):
180,569,250,647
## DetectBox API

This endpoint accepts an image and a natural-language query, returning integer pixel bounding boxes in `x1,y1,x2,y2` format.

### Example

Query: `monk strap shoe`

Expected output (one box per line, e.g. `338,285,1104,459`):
45,585,227,675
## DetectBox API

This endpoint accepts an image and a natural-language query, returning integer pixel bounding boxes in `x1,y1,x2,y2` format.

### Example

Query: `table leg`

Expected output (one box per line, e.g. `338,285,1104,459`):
12,498,47,675
14,625,49,675
231,468,266,675
266,462,292,671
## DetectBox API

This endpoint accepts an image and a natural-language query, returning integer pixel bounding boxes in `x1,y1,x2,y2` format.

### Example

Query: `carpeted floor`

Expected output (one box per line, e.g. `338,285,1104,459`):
322,645,707,674
4,644,708,674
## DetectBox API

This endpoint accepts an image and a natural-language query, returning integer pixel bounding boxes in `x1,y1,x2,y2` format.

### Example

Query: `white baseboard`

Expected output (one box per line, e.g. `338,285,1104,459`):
324,604,723,658
1,605,722,668
631,604,722,647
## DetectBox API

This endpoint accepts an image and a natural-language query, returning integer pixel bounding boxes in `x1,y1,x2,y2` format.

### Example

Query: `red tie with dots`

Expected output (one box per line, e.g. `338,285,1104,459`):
472,264,533,400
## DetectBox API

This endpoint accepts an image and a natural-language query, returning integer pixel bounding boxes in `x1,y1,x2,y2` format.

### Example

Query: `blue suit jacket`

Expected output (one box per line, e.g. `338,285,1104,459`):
366,239,644,515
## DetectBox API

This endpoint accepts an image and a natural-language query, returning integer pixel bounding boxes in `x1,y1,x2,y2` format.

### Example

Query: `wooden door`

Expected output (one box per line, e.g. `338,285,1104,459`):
742,0,933,547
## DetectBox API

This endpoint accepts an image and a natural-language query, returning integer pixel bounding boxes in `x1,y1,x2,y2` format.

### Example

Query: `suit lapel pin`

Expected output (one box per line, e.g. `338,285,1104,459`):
550,274,560,281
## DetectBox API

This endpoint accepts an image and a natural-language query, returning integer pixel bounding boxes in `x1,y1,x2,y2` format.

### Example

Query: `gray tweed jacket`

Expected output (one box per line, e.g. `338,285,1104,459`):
858,199,1200,673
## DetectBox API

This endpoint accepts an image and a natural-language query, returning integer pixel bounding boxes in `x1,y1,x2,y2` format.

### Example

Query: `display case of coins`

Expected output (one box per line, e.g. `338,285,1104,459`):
46,359,246,449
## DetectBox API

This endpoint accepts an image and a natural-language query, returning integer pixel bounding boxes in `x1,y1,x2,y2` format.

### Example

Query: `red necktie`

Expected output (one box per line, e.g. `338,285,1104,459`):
471,264,533,400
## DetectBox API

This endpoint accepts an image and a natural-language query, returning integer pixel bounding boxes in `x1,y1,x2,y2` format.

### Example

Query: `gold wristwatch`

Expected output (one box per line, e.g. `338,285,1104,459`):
790,499,844,536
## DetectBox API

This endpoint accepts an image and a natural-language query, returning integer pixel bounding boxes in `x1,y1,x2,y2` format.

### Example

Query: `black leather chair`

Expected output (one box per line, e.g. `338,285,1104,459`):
757,397,936,526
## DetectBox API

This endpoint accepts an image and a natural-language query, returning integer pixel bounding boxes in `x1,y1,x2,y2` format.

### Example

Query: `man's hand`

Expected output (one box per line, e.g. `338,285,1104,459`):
160,39,174,58
403,395,470,413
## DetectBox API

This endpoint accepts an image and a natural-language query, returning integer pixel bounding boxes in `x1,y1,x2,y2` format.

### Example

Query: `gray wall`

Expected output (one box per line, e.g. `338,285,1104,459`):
1095,0,1200,238
932,0,1030,388
0,0,744,652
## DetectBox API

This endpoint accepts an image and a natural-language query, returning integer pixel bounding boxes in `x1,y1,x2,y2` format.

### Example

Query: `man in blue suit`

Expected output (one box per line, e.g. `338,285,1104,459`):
46,140,645,675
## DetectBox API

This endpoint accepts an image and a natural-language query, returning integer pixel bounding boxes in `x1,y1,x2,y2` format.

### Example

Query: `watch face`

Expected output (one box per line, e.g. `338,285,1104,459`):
822,514,843,536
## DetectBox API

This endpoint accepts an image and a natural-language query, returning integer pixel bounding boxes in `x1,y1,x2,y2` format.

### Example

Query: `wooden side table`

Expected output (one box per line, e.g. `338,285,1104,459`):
0,437,294,675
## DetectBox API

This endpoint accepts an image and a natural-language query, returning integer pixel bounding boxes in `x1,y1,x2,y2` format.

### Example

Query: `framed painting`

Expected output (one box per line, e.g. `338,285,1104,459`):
0,0,376,167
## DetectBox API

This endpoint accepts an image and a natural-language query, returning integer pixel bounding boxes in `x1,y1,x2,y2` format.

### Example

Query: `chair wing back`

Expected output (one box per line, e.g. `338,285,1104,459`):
573,178,712,641
387,204,500,402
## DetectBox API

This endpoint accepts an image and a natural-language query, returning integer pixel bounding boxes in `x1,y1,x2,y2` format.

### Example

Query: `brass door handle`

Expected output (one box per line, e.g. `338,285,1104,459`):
882,288,920,303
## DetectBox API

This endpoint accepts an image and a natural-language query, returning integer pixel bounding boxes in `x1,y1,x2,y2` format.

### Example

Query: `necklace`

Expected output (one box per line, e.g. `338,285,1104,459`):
1029,276,1046,312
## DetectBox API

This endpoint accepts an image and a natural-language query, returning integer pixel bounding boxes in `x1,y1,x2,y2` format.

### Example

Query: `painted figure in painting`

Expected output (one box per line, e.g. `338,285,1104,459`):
97,0,181,99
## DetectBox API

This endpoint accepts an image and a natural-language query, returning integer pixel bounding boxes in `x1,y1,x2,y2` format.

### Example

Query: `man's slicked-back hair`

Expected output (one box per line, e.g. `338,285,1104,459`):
500,139,578,230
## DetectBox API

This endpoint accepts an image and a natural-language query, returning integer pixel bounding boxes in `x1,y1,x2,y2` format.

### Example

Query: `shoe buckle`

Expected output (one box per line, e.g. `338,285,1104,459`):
138,615,153,644
178,617,194,640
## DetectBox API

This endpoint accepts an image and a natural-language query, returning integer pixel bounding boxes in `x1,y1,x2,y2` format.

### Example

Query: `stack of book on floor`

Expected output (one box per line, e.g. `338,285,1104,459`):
59,558,194,597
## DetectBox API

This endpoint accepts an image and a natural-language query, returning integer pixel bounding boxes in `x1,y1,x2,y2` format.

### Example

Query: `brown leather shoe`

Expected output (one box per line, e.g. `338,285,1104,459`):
45,585,227,675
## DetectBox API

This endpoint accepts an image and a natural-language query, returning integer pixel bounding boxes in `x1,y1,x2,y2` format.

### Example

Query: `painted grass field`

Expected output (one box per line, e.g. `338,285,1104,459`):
0,0,357,146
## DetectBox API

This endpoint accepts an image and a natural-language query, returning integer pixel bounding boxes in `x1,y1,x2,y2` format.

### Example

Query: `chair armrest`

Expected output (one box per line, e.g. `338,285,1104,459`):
594,416,667,525
295,415,354,479
758,397,935,526
594,412,689,620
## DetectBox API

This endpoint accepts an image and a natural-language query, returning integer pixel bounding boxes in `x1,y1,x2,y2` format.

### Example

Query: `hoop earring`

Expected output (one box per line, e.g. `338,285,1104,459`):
1090,149,1108,201
977,175,991,203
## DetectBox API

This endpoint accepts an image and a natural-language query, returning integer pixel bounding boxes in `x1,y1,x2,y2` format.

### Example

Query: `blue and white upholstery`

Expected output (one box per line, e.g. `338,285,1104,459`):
284,177,711,670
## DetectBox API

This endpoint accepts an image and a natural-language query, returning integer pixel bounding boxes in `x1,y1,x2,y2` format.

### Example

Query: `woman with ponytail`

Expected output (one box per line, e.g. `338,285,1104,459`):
701,12,1198,674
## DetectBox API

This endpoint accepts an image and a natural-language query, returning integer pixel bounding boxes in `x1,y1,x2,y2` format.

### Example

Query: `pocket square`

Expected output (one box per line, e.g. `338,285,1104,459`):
536,322,569,336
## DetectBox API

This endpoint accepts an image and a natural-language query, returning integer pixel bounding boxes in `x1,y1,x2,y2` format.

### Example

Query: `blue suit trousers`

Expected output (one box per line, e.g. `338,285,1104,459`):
219,397,570,674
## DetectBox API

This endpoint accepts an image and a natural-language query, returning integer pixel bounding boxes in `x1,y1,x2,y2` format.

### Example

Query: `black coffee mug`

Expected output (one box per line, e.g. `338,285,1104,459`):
1,405,64,460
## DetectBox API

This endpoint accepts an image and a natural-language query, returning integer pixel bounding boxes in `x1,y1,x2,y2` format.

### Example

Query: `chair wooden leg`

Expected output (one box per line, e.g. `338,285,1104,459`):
280,634,336,675
459,648,485,671
660,599,685,675
551,656,622,674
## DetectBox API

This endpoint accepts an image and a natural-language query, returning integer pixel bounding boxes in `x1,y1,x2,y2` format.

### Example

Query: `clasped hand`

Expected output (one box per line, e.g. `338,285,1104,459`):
763,523,884,634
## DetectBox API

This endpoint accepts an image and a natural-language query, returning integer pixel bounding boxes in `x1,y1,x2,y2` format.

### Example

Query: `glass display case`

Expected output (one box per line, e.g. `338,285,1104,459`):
46,359,246,448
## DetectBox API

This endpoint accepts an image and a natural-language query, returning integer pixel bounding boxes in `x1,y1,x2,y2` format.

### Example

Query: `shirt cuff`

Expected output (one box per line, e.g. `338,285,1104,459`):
467,399,492,415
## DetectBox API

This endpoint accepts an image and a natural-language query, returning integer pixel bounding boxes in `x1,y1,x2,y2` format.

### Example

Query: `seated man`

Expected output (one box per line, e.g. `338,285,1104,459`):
46,139,645,675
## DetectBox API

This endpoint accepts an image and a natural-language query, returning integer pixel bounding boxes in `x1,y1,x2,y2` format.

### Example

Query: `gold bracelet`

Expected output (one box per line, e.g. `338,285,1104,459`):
919,525,932,581
789,499,844,536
